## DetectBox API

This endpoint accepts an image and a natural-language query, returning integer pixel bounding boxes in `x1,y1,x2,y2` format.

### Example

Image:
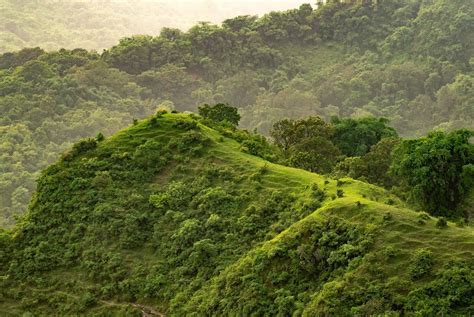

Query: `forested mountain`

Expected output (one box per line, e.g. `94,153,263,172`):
0,0,473,226
1,112,473,315
0,0,307,53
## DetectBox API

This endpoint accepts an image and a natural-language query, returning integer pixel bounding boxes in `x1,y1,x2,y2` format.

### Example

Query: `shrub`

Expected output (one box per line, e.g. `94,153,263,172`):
436,217,448,228
409,248,434,280
382,246,399,259
198,103,240,126
156,109,168,117
336,189,344,198
172,219,201,248
383,212,393,221
96,132,105,142
405,261,474,314
64,138,97,160
311,183,326,202
418,212,431,220
173,119,198,131
455,219,466,227
149,117,158,126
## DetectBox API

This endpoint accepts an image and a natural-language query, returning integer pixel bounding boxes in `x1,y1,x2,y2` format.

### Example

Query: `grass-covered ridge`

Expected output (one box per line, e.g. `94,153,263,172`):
2,0,473,226
1,113,473,315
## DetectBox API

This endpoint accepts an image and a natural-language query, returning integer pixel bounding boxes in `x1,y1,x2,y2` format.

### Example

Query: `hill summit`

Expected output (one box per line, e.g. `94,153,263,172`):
1,113,473,315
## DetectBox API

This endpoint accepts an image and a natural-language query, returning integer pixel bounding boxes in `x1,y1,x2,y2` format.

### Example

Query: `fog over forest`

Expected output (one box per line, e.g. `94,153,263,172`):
1,0,311,52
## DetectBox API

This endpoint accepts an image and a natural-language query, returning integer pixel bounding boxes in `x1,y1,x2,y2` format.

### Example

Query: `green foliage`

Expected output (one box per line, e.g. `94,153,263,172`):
1,0,474,226
64,138,97,161
0,49,153,226
198,103,241,126
1,0,474,313
331,117,398,157
96,132,105,142
436,217,448,229
271,116,341,173
409,248,434,280
405,261,474,315
334,137,401,188
183,217,372,316
391,129,474,217
1,114,473,315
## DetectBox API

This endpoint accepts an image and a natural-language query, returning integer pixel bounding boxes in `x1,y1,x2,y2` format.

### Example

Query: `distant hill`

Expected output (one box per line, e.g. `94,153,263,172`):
1,113,472,315
0,0,308,53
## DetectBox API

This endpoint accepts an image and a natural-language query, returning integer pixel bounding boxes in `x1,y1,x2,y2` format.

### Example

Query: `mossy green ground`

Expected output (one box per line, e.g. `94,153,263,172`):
1,114,472,315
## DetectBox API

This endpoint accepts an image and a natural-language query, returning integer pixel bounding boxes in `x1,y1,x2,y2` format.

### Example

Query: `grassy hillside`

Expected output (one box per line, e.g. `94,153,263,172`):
1,113,472,315
1,0,473,226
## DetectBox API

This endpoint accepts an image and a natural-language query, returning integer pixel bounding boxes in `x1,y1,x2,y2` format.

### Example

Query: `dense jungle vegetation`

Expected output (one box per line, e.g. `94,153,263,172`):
1,111,473,315
1,0,473,226
0,0,473,313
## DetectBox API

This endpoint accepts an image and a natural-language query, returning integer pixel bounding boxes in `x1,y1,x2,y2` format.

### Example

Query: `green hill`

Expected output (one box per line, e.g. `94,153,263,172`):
1,0,473,226
1,113,472,315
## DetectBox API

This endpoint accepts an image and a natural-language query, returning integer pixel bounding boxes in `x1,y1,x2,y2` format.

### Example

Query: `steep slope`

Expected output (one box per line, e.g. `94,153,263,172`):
1,113,472,315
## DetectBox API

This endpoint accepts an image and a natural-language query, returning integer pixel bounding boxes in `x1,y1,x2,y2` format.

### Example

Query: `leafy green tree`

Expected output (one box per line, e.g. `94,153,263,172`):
334,137,401,188
271,116,333,151
331,117,398,157
0,47,45,69
391,129,474,217
271,116,340,173
289,136,341,174
198,103,241,126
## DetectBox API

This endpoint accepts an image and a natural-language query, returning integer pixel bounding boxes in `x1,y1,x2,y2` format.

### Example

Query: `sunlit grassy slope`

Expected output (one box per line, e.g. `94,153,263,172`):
1,113,472,315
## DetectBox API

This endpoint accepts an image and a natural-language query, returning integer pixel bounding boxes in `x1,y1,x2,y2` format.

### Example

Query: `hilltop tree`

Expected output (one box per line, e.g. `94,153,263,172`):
198,103,241,126
391,129,474,218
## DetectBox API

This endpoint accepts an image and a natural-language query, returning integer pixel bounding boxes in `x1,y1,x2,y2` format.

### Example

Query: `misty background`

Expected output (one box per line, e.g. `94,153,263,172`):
1,0,311,52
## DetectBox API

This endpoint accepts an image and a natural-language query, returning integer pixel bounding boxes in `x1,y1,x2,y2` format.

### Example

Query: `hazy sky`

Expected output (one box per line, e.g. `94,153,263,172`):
154,0,315,27
0,0,315,52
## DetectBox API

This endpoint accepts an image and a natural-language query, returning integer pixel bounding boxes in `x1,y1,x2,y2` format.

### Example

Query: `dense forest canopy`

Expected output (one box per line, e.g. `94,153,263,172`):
0,0,473,227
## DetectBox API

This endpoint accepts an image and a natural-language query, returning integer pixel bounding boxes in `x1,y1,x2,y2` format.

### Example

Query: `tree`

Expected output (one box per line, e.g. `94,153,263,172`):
331,117,397,157
289,136,341,174
359,137,400,187
271,116,334,151
271,116,340,173
334,137,400,188
391,129,474,218
198,103,241,126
